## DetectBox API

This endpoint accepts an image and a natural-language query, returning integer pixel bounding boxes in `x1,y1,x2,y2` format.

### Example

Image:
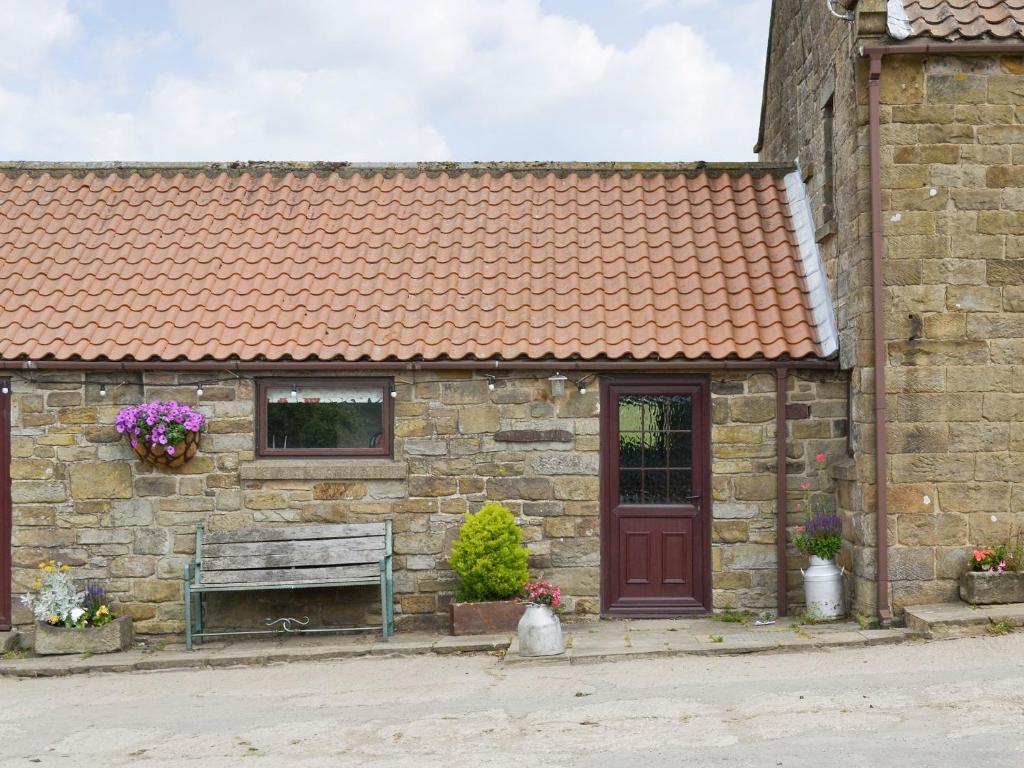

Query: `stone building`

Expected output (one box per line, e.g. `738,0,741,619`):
0,163,844,635
758,0,1024,621
3,2,1022,640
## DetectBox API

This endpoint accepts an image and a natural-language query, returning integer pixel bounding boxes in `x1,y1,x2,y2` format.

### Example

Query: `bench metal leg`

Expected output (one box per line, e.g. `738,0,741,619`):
379,560,390,640
184,564,193,651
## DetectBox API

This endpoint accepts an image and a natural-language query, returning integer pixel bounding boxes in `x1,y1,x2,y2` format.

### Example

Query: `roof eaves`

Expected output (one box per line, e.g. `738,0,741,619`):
0,160,796,179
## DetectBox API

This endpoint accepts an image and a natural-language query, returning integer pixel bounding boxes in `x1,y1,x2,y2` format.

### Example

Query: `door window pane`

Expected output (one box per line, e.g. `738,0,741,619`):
620,470,643,504
644,470,668,504
665,395,693,430
668,432,692,468
617,392,695,506
619,432,644,468
668,470,693,504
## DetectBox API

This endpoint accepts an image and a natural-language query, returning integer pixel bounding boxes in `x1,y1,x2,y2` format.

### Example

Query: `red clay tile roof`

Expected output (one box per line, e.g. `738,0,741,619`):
893,0,1024,40
0,162,836,363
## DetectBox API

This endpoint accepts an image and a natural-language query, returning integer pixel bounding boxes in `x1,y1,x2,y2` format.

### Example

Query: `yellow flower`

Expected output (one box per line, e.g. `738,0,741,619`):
60,564,70,572
48,560,56,566
44,565,54,573
37,562,45,569
47,614,59,625
31,580,42,590
97,605,109,616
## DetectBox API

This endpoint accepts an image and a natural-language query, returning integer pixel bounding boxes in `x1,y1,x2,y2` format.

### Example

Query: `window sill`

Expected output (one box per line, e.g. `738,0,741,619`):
239,459,407,481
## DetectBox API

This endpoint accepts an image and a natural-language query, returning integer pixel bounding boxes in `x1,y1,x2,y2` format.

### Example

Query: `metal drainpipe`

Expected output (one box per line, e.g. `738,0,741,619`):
861,40,1024,627
776,366,789,617
867,50,893,628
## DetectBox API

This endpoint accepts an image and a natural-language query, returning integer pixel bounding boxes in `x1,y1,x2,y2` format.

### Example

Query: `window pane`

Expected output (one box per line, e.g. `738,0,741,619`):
619,396,644,432
664,395,692,430
668,470,692,504
619,432,644,468
265,383,384,450
643,470,668,504
619,470,643,504
668,431,692,467
643,431,668,467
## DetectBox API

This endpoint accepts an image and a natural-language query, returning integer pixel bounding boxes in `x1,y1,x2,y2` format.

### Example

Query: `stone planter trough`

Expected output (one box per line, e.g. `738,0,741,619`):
33,616,134,656
449,600,525,635
960,571,1024,605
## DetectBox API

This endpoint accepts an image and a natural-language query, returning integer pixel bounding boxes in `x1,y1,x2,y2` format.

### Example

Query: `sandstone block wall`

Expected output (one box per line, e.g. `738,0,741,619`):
8,369,846,634
878,53,1024,612
760,2,1024,618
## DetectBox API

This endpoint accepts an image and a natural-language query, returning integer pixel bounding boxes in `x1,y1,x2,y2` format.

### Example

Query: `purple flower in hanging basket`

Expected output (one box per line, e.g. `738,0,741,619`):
116,400,207,455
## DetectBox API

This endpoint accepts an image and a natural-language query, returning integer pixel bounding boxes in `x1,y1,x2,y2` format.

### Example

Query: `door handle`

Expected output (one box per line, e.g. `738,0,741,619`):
683,494,702,511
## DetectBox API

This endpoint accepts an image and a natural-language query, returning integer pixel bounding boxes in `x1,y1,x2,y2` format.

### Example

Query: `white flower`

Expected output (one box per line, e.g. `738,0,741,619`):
70,608,86,623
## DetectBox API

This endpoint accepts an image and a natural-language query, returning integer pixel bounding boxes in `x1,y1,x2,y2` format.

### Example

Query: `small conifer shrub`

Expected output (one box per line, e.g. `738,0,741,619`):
448,503,529,602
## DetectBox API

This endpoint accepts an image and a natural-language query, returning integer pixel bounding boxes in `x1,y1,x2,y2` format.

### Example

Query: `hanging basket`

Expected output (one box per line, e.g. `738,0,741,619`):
131,431,200,469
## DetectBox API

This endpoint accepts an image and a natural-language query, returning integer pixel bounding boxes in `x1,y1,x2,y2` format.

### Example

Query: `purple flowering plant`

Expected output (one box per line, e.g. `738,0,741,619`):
793,513,842,560
115,400,206,456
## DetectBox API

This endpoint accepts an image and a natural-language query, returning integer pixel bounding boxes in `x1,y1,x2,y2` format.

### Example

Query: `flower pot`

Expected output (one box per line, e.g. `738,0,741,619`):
516,603,564,657
131,430,200,469
802,556,844,619
33,616,134,656
960,571,1024,605
448,600,525,636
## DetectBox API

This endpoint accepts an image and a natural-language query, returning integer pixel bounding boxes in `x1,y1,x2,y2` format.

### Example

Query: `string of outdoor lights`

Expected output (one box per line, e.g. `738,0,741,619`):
0,371,596,398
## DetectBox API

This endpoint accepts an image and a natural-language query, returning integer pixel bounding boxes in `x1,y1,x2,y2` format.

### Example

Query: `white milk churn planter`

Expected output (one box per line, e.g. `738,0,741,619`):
517,580,565,657
802,555,844,619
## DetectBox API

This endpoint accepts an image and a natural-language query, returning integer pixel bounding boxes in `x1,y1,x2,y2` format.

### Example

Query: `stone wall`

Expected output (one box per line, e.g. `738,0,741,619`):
878,53,1024,612
710,371,848,613
760,2,1024,618
8,368,847,634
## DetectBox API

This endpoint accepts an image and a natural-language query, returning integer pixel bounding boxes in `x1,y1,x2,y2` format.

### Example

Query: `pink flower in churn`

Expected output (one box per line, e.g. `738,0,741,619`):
799,481,810,490
816,453,826,463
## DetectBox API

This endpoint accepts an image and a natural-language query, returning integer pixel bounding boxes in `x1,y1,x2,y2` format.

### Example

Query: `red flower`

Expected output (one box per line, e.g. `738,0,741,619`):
816,453,826,463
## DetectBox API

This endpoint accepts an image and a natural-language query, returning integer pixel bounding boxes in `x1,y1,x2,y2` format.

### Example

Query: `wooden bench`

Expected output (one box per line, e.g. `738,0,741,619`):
183,522,394,650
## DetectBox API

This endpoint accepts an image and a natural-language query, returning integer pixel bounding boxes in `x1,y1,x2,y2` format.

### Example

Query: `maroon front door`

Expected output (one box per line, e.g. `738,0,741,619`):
601,377,711,616
0,379,10,630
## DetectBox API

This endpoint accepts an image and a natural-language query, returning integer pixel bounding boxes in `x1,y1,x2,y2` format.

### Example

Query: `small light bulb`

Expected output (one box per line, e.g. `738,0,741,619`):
196,384,204,397
487,375,496,391
389,384,397,399
291,385,298,399
99,384,107,397
1,385,8,395
577,379,588,395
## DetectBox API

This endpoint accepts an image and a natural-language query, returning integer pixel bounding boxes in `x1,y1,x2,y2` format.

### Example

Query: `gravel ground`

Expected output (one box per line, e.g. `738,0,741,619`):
2,633,1023,767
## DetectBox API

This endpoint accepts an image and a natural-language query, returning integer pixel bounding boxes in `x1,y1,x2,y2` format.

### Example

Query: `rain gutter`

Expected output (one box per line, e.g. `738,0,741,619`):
0,358,841,373
860,40,1024,627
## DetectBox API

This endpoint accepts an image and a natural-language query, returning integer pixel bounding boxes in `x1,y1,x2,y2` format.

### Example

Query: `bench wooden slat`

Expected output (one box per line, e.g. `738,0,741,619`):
203,523,386,544
199,563,382,585
202,546,385,572
202,536,384,563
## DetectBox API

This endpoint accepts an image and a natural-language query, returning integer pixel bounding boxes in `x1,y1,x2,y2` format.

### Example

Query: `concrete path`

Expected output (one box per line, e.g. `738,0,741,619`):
0,617,911,677
2,633,1022,766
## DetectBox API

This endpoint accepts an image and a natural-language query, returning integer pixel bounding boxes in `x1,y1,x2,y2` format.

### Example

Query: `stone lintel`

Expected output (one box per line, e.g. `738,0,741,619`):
239,460,408,481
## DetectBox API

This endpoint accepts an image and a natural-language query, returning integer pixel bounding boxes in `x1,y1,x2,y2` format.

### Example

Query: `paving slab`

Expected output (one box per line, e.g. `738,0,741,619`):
905,602,1024,638
504,617,913,664
0,631,511,678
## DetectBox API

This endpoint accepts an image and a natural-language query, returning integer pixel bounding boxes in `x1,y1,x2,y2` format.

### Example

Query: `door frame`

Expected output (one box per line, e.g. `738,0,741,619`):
0,379,10,630
599,375,712,617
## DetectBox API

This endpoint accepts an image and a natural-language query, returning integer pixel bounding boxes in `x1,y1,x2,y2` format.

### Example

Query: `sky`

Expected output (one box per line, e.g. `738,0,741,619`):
0,0,772,162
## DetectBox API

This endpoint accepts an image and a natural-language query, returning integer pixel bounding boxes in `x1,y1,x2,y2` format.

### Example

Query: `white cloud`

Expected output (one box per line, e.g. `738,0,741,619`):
0,0,764,160
0,0,77,75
